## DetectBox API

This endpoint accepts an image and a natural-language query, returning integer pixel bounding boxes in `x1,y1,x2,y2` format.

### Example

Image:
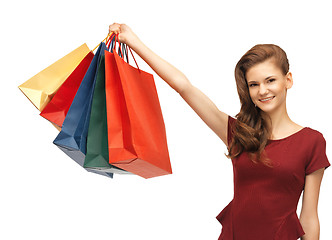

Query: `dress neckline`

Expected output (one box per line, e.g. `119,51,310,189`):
268,127,308,142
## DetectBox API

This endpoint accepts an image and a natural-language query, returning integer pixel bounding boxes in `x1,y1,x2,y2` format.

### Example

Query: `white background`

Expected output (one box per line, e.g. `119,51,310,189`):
1,0,331,239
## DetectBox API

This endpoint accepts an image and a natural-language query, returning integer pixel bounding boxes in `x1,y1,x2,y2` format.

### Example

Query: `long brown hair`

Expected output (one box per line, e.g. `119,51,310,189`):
227,44,290,166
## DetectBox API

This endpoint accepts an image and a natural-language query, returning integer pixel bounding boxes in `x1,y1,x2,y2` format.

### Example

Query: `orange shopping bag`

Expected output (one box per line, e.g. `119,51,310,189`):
104,42,172,179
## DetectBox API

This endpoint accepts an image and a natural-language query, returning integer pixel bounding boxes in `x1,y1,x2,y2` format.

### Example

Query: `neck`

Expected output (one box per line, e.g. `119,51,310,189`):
265,102,292,137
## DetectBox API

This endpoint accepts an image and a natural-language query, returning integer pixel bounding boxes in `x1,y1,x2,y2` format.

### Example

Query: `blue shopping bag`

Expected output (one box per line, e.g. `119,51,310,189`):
53,42,113,178
84,45,129,175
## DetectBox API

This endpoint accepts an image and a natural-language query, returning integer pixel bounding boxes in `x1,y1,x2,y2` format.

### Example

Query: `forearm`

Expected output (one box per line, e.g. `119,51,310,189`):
300,217,320,240
129,37,190,93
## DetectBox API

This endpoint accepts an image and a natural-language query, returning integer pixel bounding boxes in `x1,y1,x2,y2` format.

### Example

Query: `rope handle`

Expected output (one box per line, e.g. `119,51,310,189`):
92,33,113,52
111,34,140,72
93,32,141,72
107,34,130,63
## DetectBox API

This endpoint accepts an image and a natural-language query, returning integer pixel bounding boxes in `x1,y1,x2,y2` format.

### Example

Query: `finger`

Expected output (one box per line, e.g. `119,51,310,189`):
109,23,121,34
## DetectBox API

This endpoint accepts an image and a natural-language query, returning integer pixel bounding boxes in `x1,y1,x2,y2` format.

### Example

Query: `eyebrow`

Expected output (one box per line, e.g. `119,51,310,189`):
248,75,275,84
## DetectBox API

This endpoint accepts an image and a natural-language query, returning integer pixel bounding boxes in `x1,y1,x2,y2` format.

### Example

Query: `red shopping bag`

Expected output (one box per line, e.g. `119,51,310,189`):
40,51,94,127
104,44,172,179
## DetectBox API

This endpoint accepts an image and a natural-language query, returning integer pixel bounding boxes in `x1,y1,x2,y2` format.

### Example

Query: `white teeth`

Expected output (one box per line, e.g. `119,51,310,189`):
260,97,274,102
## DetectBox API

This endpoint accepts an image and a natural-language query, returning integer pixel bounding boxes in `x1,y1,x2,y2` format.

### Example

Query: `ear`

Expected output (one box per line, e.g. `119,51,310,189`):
285,72,293,89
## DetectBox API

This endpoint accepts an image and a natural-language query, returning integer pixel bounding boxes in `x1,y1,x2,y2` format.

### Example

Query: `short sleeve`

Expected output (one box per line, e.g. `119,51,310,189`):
227,115,236,147
305,132,330,175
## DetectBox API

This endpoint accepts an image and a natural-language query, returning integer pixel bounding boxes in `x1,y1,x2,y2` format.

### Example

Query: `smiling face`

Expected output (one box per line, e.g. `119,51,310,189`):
245,58,293,114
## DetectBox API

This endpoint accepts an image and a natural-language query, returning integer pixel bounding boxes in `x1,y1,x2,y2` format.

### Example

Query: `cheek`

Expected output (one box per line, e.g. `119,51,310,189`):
248,88,256,99
272,84,287,95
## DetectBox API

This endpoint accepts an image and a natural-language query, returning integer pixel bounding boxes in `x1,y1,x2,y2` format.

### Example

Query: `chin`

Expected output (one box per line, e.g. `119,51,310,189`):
256,103,273,112
259,108,274,114
258,104,282,115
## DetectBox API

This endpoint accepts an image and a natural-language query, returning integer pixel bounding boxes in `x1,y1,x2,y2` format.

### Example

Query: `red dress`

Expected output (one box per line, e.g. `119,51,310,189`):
217,116,330,240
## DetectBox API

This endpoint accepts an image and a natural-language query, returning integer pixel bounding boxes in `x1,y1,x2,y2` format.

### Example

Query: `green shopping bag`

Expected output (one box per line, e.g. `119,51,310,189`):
84,54,129,175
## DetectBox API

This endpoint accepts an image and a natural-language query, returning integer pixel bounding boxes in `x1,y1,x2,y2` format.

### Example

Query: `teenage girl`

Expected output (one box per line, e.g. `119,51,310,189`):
109,23,330,240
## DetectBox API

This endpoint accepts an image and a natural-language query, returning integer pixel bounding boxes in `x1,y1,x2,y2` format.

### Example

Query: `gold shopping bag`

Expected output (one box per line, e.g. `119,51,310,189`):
19,44,91,111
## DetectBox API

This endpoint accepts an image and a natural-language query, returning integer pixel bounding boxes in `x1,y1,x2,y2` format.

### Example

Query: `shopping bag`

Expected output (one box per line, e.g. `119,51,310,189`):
53,42,113,178
105,44,172,179
84,52,128,175
40,51,94,127
19,44,90,111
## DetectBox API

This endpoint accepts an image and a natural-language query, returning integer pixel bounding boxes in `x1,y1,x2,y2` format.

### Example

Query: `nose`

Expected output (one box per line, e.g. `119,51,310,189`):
259,83,269,96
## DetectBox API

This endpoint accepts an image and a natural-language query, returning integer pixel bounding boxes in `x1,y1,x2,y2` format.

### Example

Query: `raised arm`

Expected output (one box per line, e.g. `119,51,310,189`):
109,23,229,147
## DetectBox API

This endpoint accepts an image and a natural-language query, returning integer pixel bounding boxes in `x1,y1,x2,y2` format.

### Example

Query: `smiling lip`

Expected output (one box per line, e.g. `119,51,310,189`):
259,96,275,102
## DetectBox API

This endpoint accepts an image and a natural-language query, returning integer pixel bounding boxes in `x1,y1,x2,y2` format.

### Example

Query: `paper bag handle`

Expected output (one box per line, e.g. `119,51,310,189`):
92,33,112,52
111,34,140,72
106,33,130,64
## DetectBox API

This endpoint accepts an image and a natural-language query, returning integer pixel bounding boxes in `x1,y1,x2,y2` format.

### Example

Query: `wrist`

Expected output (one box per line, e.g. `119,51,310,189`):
127,35,145,52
